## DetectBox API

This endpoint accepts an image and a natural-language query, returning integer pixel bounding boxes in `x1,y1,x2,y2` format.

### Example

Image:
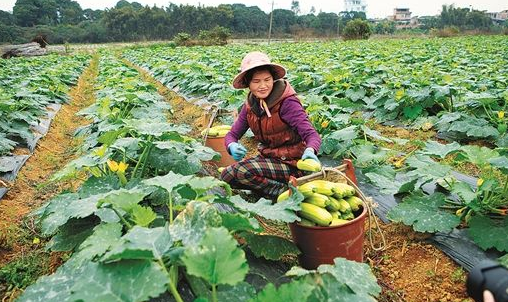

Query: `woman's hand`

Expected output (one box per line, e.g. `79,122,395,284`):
228,142,247,161
302,147,319,163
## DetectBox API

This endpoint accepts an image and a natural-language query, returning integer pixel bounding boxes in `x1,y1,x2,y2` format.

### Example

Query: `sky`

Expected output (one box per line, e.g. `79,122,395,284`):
0,0,506,18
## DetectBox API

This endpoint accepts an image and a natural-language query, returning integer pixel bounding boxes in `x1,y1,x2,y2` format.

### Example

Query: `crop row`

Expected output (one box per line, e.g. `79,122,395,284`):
0,54,90,156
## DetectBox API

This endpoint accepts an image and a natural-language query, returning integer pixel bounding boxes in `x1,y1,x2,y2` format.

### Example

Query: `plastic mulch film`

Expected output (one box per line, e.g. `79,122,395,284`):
26,104,62,152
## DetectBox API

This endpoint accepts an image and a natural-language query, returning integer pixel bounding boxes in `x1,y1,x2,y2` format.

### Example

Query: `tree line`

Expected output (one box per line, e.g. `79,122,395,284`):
0,0,505,45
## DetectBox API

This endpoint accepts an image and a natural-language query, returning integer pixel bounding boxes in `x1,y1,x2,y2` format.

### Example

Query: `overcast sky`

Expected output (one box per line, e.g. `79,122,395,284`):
0,0,506,18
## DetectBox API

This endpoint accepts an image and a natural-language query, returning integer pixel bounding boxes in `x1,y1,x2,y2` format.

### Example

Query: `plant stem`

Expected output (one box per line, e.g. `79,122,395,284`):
212,284,217,302
157,259,184,302
132,136,153,179
112,207,133,229
168,194,174,223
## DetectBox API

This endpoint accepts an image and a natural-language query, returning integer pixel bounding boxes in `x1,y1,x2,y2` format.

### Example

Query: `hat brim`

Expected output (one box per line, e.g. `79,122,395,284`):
232,63,286,89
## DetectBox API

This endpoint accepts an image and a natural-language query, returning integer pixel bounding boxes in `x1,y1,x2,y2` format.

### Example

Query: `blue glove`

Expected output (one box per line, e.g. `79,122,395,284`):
302,147,319,163
228,142,247,161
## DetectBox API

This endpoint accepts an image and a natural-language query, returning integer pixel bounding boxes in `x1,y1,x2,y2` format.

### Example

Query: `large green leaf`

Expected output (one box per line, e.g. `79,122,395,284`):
459,146,500,167
406,154,451,188
125,119,190,136
249,278,314,302
242,233,300,261
420,140,461,159
317,257,381,297
143,171,194,193
468,216,508,252
489,156,508,173
185,176,230,196
103,226,172,262
451,181,476,204
448,119,499,139
130,204,157,227
98,188,150,213
46,217,99,252
307,274,376,302
230,195,301,223
182,227,248,286
220,213,262,232
217,282,256,302
70,260,168,302
17,261,86,302
38,193,79,235
71,223,123,266
170,201,222,246
351,144,389,165
364,165,417,195
327,125,358,141
387,192,461,233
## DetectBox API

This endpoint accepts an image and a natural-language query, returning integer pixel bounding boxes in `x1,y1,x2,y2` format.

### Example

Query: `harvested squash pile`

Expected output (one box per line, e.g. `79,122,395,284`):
278,180,363,227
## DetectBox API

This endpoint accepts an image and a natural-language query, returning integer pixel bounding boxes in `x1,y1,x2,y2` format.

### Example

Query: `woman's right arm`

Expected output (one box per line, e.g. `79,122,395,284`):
224,104,249,147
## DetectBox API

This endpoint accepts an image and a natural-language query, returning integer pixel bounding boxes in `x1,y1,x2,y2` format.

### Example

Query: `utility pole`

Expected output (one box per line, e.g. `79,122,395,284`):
268,0,274,44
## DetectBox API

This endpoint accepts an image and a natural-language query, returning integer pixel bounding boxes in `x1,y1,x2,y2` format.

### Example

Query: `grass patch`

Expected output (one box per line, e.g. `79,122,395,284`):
0,249,51,292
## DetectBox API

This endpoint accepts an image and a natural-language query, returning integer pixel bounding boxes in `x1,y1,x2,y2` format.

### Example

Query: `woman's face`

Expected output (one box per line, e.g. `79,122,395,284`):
249,70,274,99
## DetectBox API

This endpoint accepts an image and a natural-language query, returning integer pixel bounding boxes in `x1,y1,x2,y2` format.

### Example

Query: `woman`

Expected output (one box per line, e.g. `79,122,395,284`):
220,51,321,200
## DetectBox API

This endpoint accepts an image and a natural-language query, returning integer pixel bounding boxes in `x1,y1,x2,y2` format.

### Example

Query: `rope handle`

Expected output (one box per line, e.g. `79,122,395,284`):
201,105,238,143
202,104,220,143
289,166,386,252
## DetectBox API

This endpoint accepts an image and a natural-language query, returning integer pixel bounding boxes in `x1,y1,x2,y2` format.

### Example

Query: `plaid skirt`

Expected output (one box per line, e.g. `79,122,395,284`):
220,155,306,200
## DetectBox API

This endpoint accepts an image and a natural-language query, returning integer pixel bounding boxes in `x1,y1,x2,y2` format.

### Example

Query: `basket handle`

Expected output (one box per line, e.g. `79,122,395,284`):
202,104,220,142
327,167,386,252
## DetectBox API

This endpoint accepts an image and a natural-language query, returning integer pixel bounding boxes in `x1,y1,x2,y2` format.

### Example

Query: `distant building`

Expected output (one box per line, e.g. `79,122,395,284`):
390,8,412,22
487,10,508,23
344,0,367,13
389,8,419,29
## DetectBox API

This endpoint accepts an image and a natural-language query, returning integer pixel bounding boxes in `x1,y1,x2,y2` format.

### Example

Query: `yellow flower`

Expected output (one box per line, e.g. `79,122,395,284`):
33,237,40,244
93,146,107,157
117,162,129,173
477,178,484,187
321,120,329,128
107,159,119,172
498,111,505,119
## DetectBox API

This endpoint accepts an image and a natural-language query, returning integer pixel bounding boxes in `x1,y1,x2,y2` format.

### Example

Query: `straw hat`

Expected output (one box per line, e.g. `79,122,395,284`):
232,52,286,89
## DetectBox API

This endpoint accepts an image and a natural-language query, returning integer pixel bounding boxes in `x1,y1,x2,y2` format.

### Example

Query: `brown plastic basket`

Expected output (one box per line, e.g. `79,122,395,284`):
288,160,385,268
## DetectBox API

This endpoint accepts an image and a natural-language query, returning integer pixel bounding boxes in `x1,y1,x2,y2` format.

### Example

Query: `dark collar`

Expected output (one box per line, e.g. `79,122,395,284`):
248,80,286,117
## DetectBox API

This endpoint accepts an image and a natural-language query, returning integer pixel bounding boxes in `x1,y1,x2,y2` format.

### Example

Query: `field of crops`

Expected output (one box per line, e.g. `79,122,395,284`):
0,35,507,302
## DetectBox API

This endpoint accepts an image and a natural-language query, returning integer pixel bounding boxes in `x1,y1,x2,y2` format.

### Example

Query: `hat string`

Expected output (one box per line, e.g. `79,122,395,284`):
260,99,272,118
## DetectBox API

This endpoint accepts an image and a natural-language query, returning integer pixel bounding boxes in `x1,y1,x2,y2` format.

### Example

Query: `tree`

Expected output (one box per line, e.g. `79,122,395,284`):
13,0,58,27
310,6,315,15
56,0,83,25
83,8,103,22
291,0,300,16
272,9,296,34
343,18,370,40
337,10,366,35
0,10,14,25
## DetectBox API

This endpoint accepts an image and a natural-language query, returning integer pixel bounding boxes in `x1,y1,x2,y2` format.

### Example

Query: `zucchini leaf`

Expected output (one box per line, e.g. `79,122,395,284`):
387,192,461,233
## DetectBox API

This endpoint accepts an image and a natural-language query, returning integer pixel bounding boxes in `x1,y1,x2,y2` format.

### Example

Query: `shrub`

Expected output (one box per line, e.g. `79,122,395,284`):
342,19,371,40
173,32,192,46
197,26,231,46
430,26,460,37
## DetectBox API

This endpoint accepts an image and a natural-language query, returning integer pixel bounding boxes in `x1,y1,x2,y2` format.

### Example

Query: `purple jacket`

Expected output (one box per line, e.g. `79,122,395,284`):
225,96,321,154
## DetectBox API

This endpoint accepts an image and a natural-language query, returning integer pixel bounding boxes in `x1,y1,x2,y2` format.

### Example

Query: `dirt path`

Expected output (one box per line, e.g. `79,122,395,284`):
0,54,99,300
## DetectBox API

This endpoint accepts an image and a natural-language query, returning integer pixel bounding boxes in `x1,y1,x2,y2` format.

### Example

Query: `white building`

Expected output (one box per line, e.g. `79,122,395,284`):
344,0,367,13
